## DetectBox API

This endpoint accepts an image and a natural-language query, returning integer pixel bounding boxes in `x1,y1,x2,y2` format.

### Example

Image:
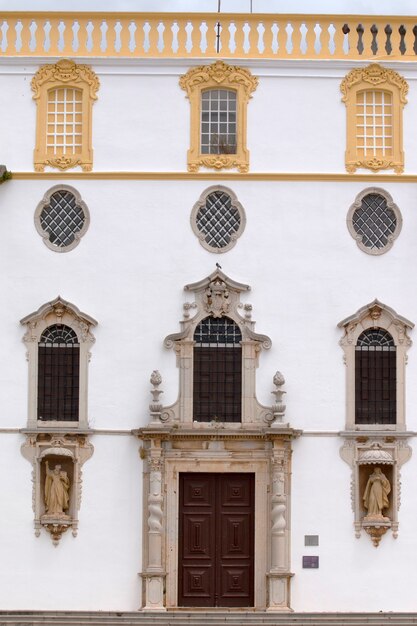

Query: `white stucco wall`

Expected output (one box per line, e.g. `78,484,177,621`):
1,56,417,612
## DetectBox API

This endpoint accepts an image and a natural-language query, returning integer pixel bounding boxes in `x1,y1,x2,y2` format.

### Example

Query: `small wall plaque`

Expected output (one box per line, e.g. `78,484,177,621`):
304,535,319,546
302,556,319,569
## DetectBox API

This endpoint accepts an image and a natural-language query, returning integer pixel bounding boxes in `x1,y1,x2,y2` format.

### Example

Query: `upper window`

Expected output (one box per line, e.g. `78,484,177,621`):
338,300,413,431
340,64,408,174
35,185,90,252
180,61,258,173
31,59,99,172
21,297,97,430
193,316,242,423
201,89,237,155
191,186,246,253
347,188,402,255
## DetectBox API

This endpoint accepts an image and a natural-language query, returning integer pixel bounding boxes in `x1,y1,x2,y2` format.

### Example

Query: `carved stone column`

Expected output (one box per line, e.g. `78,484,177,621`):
143,446,166,611
267,444,292,611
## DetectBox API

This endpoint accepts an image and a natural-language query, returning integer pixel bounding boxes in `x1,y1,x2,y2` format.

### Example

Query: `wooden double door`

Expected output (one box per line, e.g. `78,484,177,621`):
178,473,254,607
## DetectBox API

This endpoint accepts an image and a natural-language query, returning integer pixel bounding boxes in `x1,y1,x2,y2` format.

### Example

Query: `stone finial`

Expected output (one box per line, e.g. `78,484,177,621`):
149,370,163,423
271,371,287,425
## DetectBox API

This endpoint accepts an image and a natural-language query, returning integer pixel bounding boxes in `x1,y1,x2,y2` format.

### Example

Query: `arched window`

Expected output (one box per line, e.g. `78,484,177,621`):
38,325,80,421
355,328,396,425
340,64,408,174
338,300,413,431
193,316,242,422
21,297,97,429
180,61,258,173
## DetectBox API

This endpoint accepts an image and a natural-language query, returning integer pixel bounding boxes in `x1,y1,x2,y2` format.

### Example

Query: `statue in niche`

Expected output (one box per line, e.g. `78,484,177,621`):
44,461,70,518
363,466,391,519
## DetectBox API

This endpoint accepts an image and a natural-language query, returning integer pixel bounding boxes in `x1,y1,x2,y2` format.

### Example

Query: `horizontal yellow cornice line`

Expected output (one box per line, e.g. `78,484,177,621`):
9,171,417,182
0,12,414,18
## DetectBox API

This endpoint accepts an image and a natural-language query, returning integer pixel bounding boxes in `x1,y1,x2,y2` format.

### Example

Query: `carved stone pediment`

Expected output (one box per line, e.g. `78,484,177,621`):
21,296,97,344
338,299,414,348
155,269,287,428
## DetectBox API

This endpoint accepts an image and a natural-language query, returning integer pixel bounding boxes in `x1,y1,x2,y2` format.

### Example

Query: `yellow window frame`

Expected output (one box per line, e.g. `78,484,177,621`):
179,61,258,173
340,63,408,174
31,59,99,172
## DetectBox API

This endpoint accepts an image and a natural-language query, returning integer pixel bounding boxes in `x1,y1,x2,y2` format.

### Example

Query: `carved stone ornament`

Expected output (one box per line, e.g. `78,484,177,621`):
179,60,258,101
340,64,408,174
204,277,230,317
179,61,258,173
340,437,411,545
340,64,408,105
21,433,94,546
31,59,99,100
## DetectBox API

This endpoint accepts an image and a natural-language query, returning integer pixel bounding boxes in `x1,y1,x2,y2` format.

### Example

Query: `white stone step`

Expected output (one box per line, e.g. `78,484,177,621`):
1,613,417,626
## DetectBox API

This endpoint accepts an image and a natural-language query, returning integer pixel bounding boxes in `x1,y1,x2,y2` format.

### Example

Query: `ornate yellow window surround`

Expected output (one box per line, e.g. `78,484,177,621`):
31,59,99,172
179,61,258,173
341,64,408,175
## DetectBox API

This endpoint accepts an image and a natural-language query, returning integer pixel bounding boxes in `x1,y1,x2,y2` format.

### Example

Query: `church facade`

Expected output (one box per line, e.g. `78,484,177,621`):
1,10,417,620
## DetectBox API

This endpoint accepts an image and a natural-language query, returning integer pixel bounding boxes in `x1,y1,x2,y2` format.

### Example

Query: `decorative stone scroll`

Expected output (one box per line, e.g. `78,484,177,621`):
21,433,93,546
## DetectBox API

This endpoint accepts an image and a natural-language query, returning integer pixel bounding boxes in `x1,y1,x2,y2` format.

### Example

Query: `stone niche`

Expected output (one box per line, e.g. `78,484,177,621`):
21,433,93,545
135,269,301,612
340,436,411,546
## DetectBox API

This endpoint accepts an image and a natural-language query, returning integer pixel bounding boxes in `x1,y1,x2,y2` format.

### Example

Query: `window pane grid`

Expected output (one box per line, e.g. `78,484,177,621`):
193,317,242,422
352,193,397,250
46,88,83,156
355,329,396,425
356,90,392,157
40,190,86,248
201,89,237,155
196,191,241,249
38,325,80,421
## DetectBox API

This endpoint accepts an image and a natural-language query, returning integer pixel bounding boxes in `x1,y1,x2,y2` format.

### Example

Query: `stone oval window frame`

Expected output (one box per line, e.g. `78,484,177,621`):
34,184,90,253
190,185,246,254
346,187,402,256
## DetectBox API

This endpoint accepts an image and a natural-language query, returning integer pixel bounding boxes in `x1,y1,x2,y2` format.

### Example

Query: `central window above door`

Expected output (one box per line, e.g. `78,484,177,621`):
193,316,242,423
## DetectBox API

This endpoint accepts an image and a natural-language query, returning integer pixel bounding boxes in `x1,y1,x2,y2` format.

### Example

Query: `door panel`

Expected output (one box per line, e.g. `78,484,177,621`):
179,473,254,607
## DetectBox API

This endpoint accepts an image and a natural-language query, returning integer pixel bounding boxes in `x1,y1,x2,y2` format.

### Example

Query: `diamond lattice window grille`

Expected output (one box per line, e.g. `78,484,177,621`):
40,190,86,248
352,193,397,250
196,191,241,249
